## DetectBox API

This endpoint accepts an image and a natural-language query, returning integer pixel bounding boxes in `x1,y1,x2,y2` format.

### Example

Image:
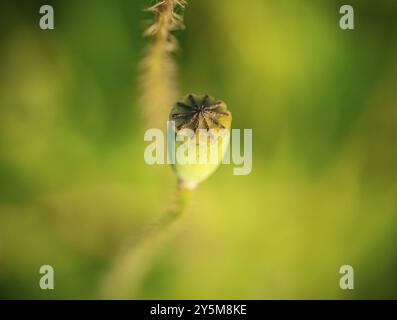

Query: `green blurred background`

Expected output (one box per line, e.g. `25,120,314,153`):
1,0,397,299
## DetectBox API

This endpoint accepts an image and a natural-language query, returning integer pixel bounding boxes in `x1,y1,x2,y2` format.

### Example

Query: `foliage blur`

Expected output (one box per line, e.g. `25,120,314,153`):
0,0,397,299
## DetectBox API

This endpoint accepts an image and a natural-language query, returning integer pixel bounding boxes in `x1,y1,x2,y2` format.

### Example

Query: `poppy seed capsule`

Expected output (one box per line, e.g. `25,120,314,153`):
168,94,232,189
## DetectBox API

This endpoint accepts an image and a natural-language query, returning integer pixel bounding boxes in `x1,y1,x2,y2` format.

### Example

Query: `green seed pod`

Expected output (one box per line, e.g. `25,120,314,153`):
168,94,232,189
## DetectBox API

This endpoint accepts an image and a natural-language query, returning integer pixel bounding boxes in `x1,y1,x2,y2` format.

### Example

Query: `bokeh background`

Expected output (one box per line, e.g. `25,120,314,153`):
1,0,397,299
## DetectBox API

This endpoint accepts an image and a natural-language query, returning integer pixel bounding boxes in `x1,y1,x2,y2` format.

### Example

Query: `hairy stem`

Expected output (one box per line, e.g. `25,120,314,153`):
101,0,191,299
140,0,187,128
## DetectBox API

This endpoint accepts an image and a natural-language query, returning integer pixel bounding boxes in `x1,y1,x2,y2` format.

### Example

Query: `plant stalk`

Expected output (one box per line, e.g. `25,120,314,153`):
100,182,193,299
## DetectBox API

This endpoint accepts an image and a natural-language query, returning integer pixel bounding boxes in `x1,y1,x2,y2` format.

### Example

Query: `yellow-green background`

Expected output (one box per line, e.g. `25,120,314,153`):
0,0,397,299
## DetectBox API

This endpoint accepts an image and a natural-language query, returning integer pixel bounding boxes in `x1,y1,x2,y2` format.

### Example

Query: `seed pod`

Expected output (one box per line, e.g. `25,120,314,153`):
168,94,232,189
